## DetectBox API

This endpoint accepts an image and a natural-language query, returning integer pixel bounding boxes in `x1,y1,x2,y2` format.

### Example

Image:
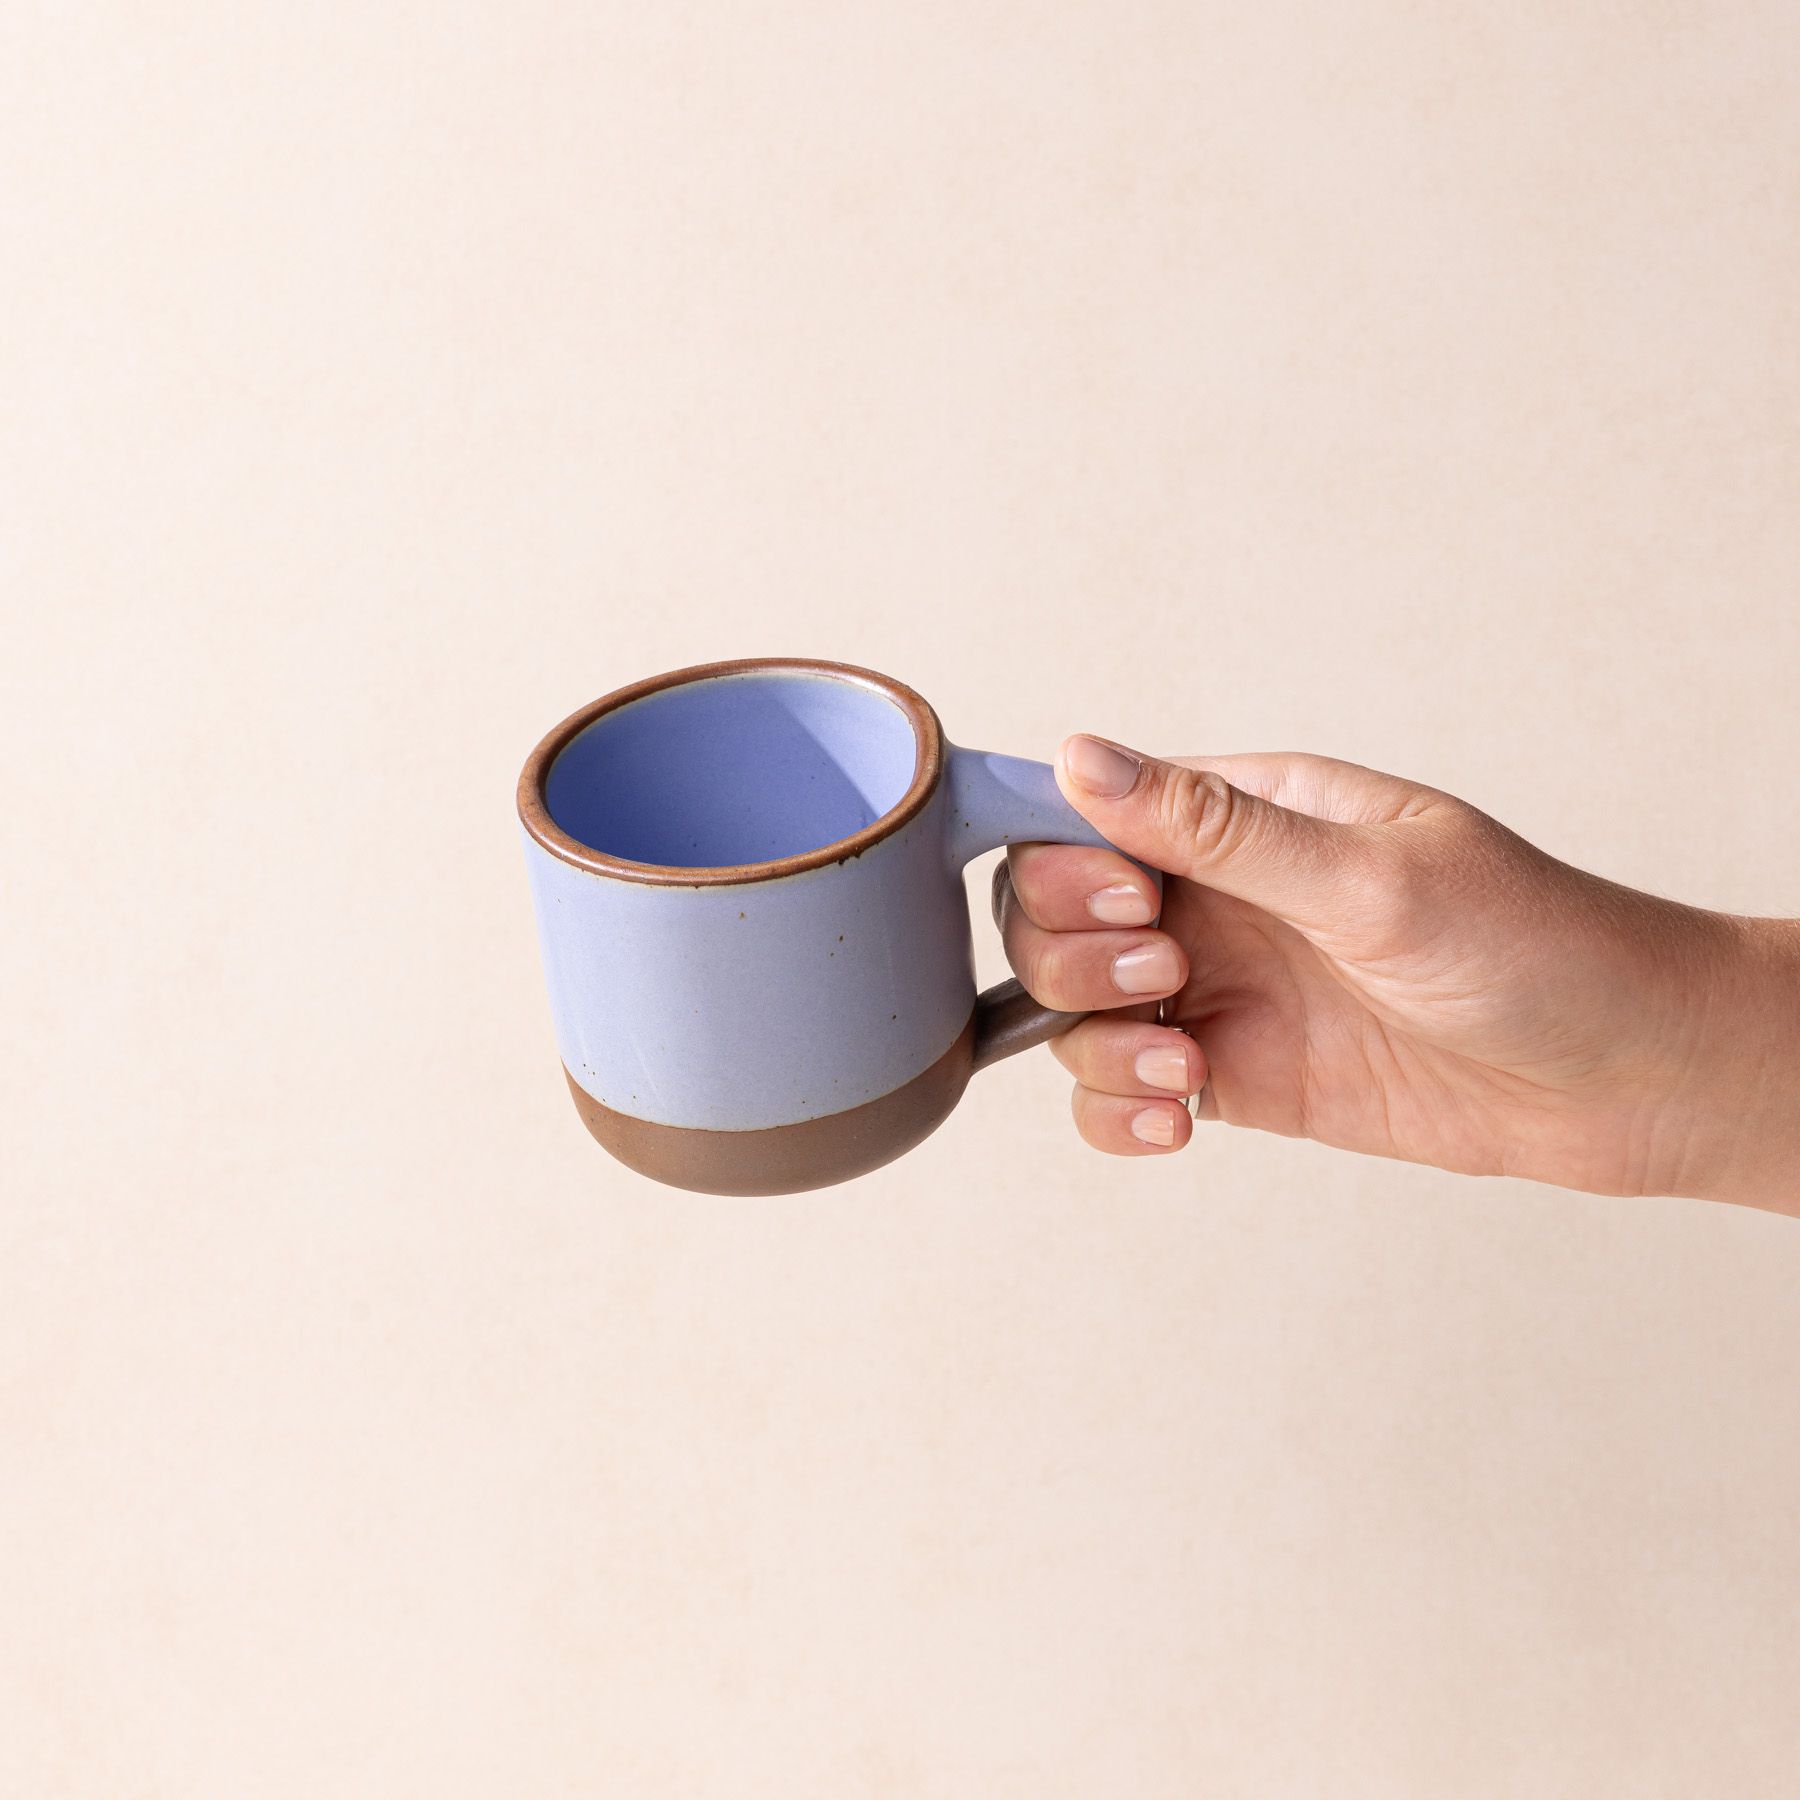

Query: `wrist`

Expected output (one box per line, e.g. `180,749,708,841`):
1664,915,1800,1216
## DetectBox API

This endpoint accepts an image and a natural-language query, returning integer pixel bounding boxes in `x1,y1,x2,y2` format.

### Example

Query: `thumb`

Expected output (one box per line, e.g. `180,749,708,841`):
1055,735,1379,929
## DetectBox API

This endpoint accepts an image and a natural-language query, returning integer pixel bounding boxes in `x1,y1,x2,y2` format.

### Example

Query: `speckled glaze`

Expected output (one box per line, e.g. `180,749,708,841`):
517,659,1124,1193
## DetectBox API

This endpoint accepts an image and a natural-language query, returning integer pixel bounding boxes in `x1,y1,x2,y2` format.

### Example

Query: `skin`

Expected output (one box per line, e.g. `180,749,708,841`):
997,737,1800,1218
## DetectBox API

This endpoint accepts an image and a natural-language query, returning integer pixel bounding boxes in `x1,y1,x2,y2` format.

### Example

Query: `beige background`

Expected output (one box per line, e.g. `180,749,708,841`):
5,2,1799,1794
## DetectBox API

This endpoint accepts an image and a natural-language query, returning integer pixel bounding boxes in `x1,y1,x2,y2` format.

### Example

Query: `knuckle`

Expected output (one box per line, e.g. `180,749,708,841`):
1163,767,1242,860
1025,936,1083,1009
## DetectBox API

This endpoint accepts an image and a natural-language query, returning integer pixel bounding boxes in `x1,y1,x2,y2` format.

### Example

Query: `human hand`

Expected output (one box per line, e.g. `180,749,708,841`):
997,737,1800,1216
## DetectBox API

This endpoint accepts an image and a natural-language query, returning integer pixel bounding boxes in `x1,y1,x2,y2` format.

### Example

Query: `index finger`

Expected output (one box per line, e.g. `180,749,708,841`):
995,841,1158,932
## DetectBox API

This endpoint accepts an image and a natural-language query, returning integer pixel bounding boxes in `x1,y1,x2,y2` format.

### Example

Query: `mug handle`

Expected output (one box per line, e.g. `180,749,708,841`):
946,745,1164,1073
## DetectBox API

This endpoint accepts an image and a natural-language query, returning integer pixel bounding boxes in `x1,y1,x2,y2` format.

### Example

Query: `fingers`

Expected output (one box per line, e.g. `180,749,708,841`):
1051,1016,1208,1157
994,850,1200,1159
1071,1086,1195,1156
1054,736,1386,933
998,841,1158,930
995,860,1186,1013
1048,1014,1206,1098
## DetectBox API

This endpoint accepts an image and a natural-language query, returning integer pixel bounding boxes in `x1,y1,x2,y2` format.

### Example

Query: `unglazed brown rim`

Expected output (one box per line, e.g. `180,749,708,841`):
516,657,944,886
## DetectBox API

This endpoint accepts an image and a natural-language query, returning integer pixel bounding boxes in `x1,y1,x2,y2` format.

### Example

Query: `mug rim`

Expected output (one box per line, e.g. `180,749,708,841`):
516,657,945,886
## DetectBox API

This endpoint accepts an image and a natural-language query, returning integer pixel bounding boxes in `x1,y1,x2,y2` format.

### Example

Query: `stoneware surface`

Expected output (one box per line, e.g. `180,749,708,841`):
519,659,1116,1189
5,3,1800,1796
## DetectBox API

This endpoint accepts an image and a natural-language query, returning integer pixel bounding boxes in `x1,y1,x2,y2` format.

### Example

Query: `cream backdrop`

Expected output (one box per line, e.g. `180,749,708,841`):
5,3,1799,1795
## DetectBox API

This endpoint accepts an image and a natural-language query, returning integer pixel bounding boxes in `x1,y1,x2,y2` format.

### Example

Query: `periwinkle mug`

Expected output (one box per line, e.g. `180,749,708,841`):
517,658,1144,1194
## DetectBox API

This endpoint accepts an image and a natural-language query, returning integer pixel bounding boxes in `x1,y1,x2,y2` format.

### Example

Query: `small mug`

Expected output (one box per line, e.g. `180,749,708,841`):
517,658,1143,1194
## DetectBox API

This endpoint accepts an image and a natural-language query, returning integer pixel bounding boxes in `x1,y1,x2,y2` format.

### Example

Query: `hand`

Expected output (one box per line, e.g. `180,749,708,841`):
996,736,1800,1216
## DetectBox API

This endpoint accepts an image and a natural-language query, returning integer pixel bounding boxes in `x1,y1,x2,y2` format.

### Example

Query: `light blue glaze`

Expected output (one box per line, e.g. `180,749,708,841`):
546,670,918,869
522,671,1120,1132
943,748,1115,860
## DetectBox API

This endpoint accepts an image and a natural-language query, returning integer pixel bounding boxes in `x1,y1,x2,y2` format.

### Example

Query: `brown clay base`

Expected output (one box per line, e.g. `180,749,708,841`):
563,1014,977,1195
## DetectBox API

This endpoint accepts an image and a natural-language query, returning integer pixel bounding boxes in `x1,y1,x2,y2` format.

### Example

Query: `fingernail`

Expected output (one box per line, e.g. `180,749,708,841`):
1087,883,1154,926
1135,1045,1193,1093
1062,735,1140,798
1131,1107,1177,1147
1112,942,1181,995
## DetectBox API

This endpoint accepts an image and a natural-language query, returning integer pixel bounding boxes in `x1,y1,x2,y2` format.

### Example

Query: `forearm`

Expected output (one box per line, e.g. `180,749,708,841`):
1668,916,1800,1217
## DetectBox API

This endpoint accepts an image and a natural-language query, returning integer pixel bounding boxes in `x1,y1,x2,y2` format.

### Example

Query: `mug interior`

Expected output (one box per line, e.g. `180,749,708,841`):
544,669,921,869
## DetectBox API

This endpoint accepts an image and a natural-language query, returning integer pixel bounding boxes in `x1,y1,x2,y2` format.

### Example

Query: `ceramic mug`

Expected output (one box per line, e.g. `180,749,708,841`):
517,658,1144,1194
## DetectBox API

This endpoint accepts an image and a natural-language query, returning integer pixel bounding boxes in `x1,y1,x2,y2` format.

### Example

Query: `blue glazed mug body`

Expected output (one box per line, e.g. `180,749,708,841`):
517,659,1133,1193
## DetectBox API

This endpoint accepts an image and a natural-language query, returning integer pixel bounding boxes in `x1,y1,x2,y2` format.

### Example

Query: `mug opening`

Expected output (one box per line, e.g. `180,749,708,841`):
518,660,943,885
